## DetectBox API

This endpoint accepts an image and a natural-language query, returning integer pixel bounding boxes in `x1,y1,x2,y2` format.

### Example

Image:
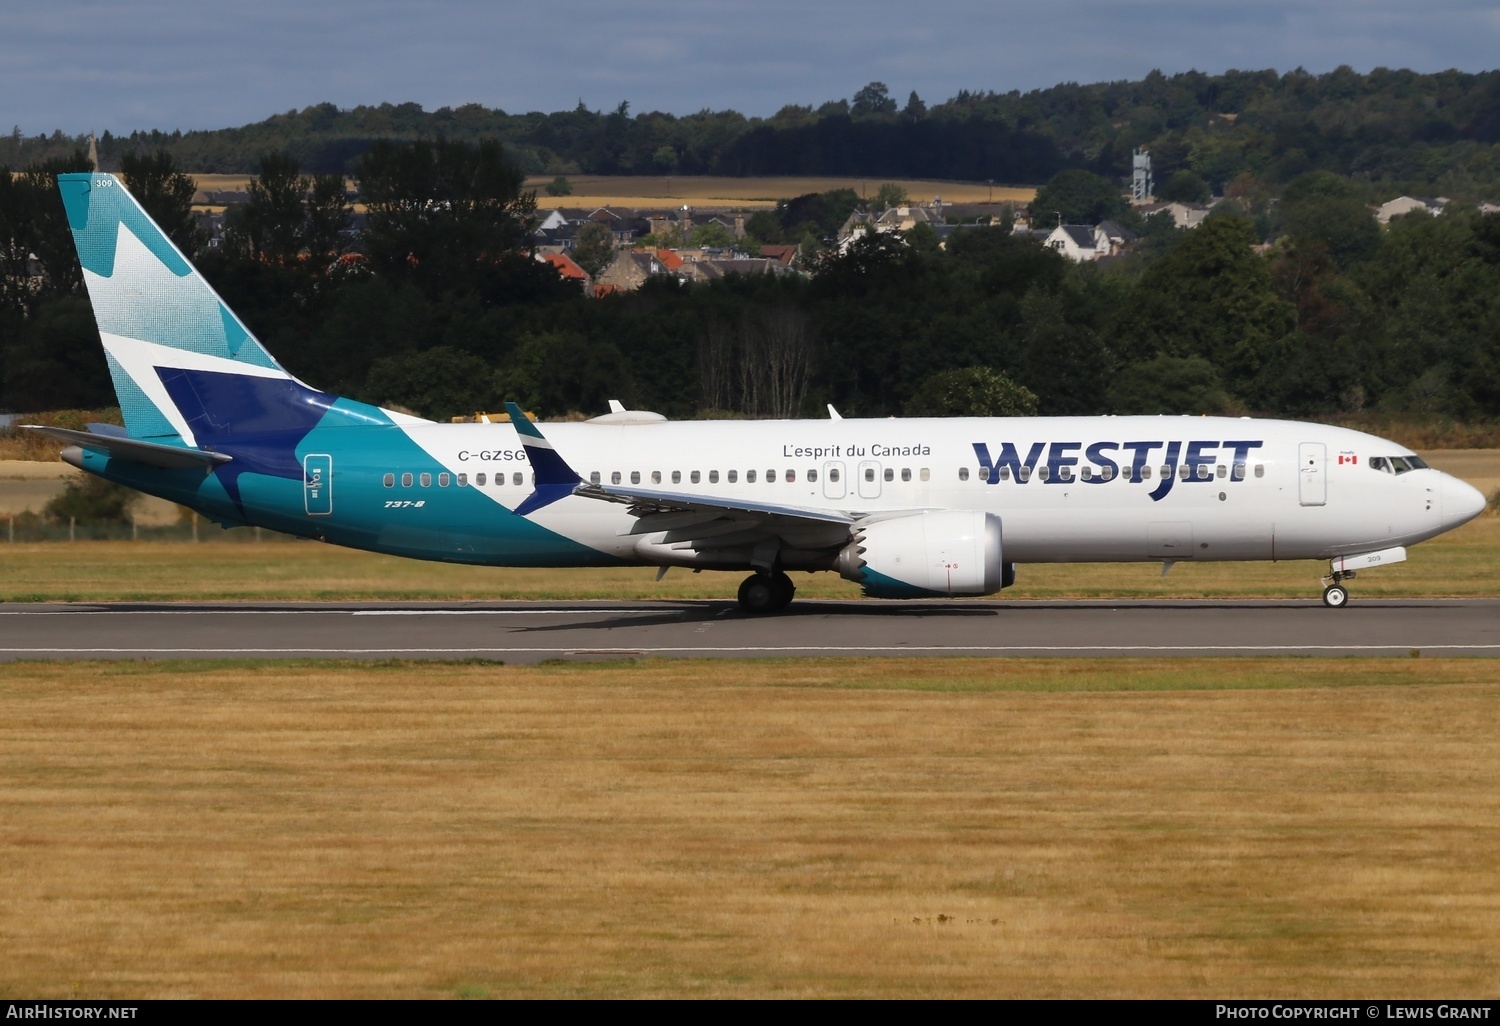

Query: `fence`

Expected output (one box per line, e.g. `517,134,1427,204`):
3,516,294,544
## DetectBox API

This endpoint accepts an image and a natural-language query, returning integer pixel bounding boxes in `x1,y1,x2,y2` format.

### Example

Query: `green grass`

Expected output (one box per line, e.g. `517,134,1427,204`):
0,516,1495,602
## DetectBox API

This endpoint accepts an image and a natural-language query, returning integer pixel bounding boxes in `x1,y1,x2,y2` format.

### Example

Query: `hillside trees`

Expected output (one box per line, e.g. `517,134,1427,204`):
1031,169,1128,227
0,150,112,411
355,138,538,296
9,68,1500,198
119,149,207,258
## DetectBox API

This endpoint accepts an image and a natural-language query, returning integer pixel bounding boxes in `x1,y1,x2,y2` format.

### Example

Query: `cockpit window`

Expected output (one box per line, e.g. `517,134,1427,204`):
1370,455,1428,475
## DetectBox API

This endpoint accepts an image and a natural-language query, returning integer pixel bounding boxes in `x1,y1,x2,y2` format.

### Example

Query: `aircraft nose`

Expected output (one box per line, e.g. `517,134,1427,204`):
1440,473,1488,528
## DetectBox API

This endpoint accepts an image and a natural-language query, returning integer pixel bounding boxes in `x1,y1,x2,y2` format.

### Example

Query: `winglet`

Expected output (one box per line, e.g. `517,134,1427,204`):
506,401,583,516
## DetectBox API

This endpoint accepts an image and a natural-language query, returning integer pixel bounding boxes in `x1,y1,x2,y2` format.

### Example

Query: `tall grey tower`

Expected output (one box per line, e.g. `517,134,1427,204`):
1131,147,1153,203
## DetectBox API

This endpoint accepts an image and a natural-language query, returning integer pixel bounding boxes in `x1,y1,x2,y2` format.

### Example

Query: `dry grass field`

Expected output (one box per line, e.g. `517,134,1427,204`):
187,173,1032,211
1,656,1497,998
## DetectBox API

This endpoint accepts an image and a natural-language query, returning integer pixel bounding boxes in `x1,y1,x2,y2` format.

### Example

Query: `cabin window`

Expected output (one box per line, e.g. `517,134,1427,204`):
808,469,818,483
1254,464,1265,478
672,471,682,484
401,472,414,488
767,470,776,483
438,473,450,487
864,467,875,482
747,470,757,483
475,472,486,486
1038,466,1050,482
1160,465,1171,479
457,473,468,487
513,472,524,487
920,468,930,482
1058,468,1073,482
728,469,738,483
827,467,837,482
883,467,894,482
1101,466,1114,481
652,471,662,484
786,469,796,483
958,467,969,481
997,467,1010,481
1019,467,1032,482
611,471,622,485
590,471,601,485
900,468,911,482
383,473,395,488
1232,464,1245,481
1216,465,1227,479
690,470,701,484
631,471,641,484
1081,467,1092,482
978,466,990,482
1178,465,1190,480
709,470,719,484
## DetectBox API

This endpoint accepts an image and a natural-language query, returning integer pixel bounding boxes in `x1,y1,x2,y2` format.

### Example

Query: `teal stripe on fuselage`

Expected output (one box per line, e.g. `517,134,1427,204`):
76,422,616,567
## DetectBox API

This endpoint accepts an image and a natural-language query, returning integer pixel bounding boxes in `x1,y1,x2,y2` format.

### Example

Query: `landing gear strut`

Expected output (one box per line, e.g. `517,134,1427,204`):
738,571,796,615
1321,569,1354,608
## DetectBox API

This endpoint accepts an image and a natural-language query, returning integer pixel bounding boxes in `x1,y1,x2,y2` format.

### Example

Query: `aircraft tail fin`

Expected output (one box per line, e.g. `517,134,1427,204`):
57,173,297,443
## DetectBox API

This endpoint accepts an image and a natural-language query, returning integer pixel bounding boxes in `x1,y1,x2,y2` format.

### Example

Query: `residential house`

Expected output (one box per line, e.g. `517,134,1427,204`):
1044,224,1108,262
1135,201,1212,230
1376,196,1450,224
837,200,947,250
594,249,670,293
535,251,592,294
759,244,797,267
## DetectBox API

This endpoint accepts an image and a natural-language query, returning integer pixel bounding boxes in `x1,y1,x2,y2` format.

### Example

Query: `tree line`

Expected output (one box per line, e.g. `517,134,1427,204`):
6,67,1500,197
3,142,1499,429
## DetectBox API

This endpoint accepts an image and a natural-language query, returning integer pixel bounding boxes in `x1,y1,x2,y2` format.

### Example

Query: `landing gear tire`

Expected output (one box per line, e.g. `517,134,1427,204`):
738,572,795,615
769,571,796,611
1322,584,1349,608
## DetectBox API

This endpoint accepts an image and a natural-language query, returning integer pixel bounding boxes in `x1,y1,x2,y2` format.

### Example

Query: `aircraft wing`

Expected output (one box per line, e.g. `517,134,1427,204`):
574,480,855,525
503,402,924,566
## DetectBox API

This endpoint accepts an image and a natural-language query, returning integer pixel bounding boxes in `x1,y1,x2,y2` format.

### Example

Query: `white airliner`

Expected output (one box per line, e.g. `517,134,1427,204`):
27,174,1490,612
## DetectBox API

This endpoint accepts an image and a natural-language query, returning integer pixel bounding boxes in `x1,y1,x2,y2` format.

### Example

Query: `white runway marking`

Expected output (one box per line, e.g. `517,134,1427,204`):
5,644,1500,655
0,609,646,616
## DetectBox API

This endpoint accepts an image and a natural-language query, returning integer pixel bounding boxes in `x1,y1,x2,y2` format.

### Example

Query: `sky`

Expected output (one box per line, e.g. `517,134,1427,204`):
4,0,1500,136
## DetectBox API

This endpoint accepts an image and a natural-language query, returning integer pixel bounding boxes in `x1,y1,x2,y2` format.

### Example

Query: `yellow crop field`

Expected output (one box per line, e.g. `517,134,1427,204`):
2,656,1497,998
186,174,1033,210
524,175,1034,209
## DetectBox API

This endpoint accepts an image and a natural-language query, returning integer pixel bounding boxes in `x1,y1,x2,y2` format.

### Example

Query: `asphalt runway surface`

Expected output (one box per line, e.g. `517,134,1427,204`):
2,598,1499,662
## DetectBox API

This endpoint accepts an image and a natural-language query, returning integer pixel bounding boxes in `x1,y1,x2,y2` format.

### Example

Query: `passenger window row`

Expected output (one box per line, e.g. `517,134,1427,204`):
581,467,932,486
959,463,1266,482
382,472,533,488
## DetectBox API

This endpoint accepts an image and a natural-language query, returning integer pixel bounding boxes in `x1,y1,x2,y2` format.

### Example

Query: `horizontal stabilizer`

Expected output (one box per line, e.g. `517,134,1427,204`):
24,425,233,470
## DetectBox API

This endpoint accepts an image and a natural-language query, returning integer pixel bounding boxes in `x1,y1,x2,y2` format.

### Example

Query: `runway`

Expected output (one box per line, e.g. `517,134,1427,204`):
2,598,1499,661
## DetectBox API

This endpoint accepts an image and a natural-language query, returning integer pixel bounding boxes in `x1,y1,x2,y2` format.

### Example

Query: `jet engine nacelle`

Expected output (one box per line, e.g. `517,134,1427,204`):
837,511,1007,598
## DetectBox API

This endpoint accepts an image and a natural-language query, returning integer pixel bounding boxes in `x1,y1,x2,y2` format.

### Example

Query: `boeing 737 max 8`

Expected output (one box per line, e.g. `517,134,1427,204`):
26,174,1489,612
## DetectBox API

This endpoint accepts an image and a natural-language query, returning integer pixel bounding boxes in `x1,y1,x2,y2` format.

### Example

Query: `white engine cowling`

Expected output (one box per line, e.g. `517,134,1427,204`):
837,511,1005,598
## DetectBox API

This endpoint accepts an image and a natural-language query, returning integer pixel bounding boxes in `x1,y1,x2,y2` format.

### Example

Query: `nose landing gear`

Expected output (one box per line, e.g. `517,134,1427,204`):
1321,569,1354,608
738,571,796,615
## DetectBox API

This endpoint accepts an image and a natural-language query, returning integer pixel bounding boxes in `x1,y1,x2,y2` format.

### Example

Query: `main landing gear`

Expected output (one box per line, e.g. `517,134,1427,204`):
738,571,796,615
1321,569,1354,608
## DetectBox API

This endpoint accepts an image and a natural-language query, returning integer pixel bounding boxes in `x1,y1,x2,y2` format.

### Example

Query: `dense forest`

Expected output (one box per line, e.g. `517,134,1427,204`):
5,67,1500,197
4,136,1499,429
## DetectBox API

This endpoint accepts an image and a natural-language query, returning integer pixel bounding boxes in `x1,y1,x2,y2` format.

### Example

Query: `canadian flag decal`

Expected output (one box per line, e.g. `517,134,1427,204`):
1337,452,1358,465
